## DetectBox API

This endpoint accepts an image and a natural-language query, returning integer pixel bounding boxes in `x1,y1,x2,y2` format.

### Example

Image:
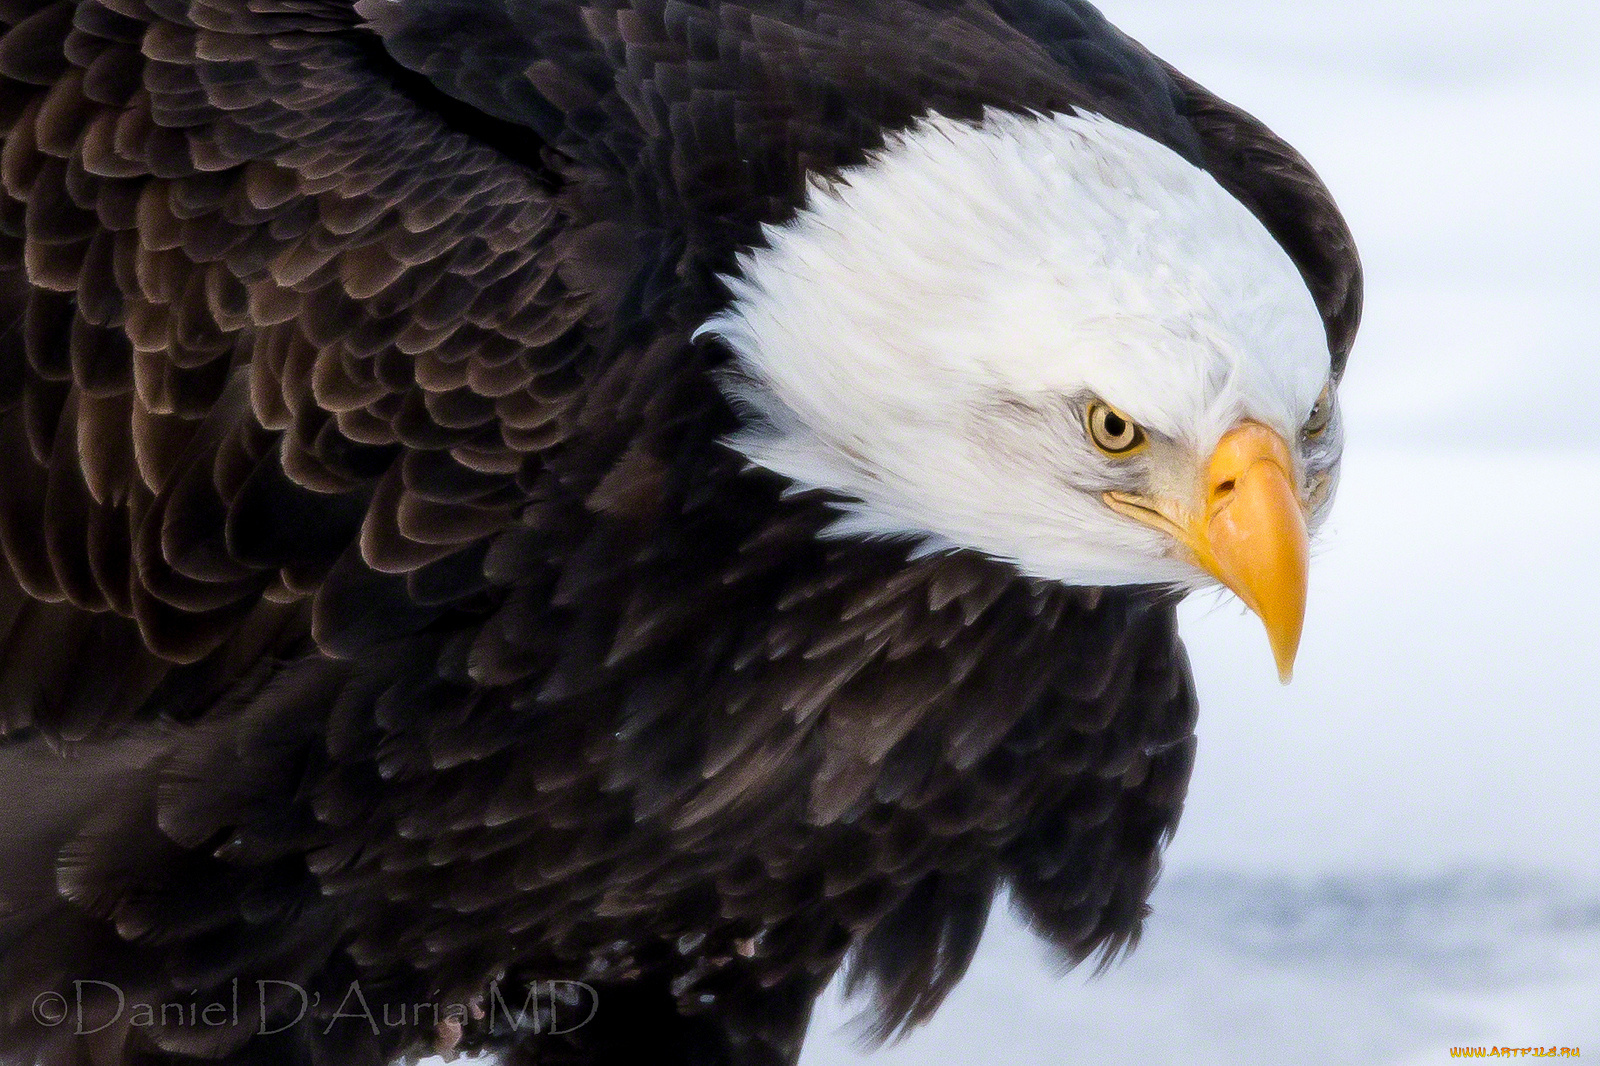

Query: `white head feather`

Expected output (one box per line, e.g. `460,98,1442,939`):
699,109,1338,588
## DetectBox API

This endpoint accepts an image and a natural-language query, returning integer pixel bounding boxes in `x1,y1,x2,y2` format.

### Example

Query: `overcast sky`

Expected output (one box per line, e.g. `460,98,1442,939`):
1102,0,1600,880
807,0,1600,1061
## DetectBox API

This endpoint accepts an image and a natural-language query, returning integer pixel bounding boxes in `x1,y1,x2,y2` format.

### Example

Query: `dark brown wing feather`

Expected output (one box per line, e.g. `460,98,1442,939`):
0,0,573,739
0,1,1352,1064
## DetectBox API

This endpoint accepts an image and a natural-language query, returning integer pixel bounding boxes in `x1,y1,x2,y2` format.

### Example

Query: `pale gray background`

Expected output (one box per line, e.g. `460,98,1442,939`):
804,0,1600,1062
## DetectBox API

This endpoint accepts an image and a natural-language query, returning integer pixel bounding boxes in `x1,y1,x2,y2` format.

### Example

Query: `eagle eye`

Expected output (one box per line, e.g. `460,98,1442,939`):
1304,384,1335,438
1086,402,1147,456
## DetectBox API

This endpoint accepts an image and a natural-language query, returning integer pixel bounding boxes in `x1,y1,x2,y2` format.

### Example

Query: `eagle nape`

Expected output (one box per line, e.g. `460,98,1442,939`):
0,1,1359,1064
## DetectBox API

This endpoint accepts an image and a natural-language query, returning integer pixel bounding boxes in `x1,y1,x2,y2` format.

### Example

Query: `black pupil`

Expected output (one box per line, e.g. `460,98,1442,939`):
1103,411,1127,439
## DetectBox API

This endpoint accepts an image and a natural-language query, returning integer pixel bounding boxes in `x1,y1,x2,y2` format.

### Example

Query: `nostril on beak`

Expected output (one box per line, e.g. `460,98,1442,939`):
1213,478,1236,500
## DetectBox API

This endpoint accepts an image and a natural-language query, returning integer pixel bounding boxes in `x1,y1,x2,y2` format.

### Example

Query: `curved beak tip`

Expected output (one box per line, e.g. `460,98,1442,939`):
1103,422,1313,685
1271,637,1299,686
1197,424,1311,687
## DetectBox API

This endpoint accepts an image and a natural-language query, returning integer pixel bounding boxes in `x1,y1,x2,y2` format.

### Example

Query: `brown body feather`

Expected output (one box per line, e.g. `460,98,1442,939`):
0,1,1358,1063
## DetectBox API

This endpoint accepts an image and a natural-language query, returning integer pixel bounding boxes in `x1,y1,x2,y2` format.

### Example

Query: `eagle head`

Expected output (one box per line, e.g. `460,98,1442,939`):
700,110,1342,682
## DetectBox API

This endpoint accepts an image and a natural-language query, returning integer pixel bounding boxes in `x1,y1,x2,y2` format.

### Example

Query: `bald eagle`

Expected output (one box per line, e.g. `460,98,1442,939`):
0,0,1360,1063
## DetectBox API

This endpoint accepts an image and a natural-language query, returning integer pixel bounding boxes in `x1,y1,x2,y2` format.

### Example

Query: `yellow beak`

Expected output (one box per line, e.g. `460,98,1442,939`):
1107,422,1311,683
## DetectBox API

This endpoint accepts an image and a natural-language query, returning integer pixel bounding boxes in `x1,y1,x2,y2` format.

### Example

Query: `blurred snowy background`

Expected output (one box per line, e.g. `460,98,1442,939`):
804,0,1600,1062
